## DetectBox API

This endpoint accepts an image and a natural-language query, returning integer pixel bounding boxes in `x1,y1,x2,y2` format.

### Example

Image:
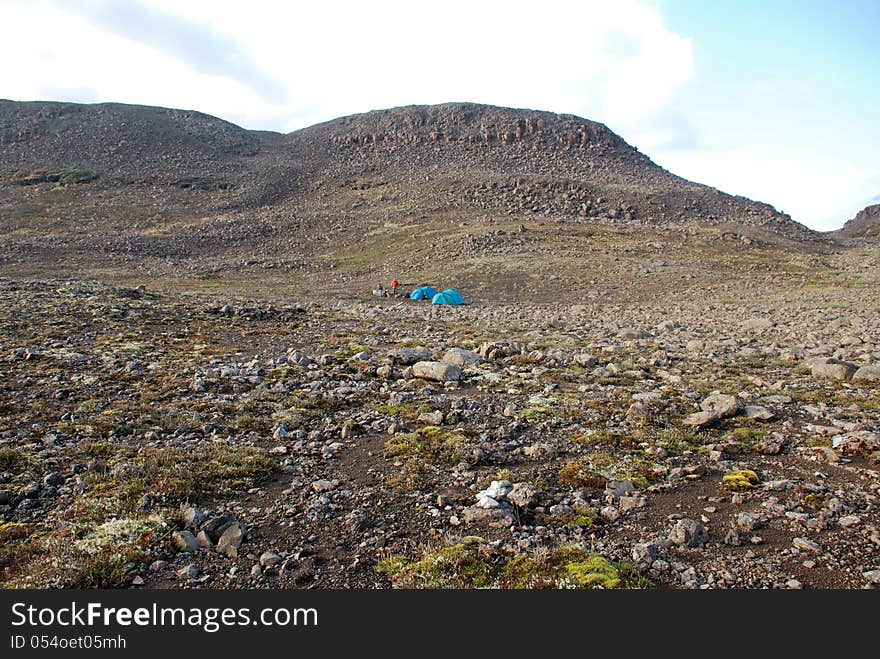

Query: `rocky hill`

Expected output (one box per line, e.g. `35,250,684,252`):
0,99,825,298
836,203,880,240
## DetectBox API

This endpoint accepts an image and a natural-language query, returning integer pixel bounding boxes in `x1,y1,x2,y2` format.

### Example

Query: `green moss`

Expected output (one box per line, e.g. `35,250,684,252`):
729,427,766,443
376,543,496,589
535,512,595,528
655,427,703,455
0,447,26,472
82,441,114,458
557,460,607,488
500,546,650,590
721,469,759,491
560,453,657,489
138,445,276,500
377,543,650,590
384,426,470,464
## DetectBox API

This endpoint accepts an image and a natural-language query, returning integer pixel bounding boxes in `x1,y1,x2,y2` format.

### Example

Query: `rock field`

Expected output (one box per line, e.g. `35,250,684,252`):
1,273,877,589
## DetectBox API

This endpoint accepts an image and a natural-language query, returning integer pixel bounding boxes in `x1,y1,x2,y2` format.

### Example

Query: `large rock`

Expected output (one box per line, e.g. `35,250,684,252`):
853,364,880,383
216,522,245,557
684,410,720,428
460,505,516,528
700,393,741,419
573,353,598,368
442,348,483,367
172,530,200,552
180,506,206,529
507,482,541,508
743,405,774,420
388,347,433,365
412,361,461,382
807,357,856,381
669,518,707,548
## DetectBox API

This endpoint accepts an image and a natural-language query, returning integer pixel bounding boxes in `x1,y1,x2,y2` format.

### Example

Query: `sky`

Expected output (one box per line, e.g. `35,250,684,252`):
0,0,877,230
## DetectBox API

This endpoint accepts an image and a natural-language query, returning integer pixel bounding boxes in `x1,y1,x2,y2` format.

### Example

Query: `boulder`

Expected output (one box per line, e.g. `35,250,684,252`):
216,523,245,557
684,410,720,428
669,518,707,548
412,361,461,382
700,393,741,419
388,347,433,365
806,357,856,381
460,505,516,528
172,530,200,552
507,482,541,508
442,348,483,367
853,364,880,383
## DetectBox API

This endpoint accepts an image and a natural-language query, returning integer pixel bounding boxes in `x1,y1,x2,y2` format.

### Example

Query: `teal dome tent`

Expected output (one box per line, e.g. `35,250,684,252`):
431,289,464,305
410,286,437,301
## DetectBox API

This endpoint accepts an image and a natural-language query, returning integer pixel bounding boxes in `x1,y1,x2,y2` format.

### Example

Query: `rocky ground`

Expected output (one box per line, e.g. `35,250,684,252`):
1,261,878,590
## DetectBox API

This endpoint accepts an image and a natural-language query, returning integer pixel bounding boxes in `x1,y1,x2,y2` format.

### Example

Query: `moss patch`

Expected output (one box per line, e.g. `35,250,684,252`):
377,542,650,589
721,469,759,491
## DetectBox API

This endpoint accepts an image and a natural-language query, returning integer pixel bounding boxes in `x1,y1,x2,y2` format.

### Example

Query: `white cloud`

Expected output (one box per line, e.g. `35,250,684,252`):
655,145,880,231
1,0,694,136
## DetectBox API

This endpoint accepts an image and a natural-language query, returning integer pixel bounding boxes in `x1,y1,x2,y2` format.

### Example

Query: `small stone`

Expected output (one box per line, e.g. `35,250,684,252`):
177,564,199,580
311,479,335,493
149,560,168,572
669,518,707,548
250,565,263,578
838,515,861,528
216,523,245,557
411,361,461,382
863,570,880,585
792,537,821,553
507,482,540,508
786,579,803,589
417,411,444,425
180,506,206,529
259,551,282,568
619,495,647,512
131,575,144,586
735,513,759,533
700,393,741,419
172,530,201,552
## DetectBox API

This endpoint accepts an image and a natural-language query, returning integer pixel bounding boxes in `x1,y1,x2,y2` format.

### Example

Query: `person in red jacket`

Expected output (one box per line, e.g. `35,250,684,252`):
391,279,400,295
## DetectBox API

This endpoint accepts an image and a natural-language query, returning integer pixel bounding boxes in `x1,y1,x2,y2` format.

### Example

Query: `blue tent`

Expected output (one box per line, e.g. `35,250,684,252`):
431,289,465,305
410,286,437,301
